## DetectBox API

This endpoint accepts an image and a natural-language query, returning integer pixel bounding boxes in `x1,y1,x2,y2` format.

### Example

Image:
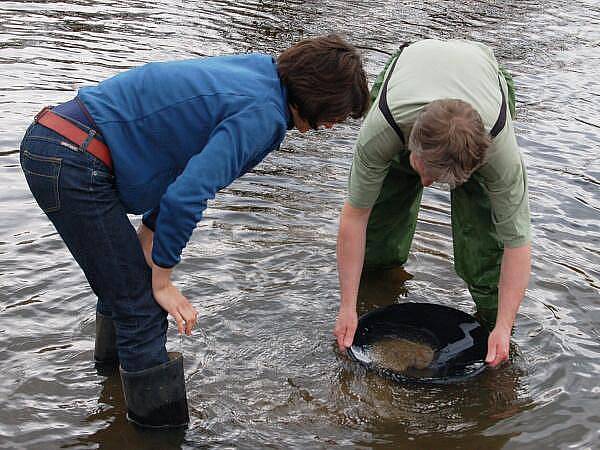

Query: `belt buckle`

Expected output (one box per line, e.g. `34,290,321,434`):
34,106,52,122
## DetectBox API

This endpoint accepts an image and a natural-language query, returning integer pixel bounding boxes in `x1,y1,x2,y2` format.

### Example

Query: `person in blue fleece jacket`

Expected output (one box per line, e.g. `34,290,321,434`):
19,34,370,428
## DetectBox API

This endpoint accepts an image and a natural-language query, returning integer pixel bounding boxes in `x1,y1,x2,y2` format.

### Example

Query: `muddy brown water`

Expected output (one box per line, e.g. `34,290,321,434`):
0,1,599,449
368,338,435,372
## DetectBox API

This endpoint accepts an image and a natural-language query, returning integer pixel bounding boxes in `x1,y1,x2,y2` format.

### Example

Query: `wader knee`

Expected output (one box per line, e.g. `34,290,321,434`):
451,175,503,320
365,158,422,270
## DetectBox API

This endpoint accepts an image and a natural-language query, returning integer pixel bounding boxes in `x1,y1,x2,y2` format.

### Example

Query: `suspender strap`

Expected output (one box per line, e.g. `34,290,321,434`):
378,43,410,147
489,76,507,138
378,43,508,142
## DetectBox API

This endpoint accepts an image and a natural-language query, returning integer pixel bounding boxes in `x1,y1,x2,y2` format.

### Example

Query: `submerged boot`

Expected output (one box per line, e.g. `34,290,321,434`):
120,352,189,428
94,312,119,374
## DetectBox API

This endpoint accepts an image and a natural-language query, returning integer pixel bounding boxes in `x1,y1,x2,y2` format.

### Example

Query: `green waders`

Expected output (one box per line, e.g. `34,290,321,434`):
365,50,517,323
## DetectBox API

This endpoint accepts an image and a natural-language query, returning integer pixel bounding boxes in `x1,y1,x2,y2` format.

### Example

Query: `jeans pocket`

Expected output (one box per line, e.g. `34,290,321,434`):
20,149,62,213
92,167,115,181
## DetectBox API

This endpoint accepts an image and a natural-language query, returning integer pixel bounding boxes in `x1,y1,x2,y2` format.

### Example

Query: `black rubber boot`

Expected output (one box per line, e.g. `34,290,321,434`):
94,312,119,375
120,352,190,428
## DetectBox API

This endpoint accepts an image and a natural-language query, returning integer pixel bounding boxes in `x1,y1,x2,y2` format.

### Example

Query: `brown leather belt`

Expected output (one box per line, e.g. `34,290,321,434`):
34,106,113,171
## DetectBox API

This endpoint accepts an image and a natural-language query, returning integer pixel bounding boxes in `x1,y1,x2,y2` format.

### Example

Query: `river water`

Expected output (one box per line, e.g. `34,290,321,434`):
0,1,599,449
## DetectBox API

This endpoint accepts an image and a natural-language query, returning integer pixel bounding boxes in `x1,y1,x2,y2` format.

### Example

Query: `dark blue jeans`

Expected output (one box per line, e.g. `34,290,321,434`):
19,122,168,372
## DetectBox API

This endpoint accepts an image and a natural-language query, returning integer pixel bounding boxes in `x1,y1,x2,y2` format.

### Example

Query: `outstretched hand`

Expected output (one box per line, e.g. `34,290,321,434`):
153,282,198,335
152,266,198,335
485,325,511,367
334,306,358,352
138,223,198,335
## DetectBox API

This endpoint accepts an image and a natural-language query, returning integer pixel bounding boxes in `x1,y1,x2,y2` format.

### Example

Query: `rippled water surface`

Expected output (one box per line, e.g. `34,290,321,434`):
1,1,599,449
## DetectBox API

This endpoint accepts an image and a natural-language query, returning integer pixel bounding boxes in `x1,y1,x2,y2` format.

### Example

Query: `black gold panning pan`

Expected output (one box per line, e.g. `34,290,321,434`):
347,302,489,384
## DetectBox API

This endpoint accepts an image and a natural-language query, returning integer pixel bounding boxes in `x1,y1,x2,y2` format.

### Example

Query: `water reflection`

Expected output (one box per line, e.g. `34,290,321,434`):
63,375,187,450
335,347,532,449
337,268,533,448
357,267,412,314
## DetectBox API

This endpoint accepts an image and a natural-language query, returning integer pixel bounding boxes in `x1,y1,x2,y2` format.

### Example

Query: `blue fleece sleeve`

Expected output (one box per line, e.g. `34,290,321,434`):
142,207,159,231
151,105,286,268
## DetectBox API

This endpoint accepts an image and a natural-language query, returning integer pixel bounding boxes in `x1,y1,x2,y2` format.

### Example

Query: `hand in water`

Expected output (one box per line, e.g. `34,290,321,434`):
334,306,357,352
485,325,510,367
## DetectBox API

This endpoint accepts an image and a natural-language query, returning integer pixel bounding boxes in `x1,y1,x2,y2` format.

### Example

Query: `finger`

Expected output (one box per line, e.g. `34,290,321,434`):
491,353,505,368
343,327,354,349
191,309,199,330
333,324,340,337
335,329,345,352
333,321,342,341
188,312,199,335
172,310,185,335
495,349,509,366
336,334,344,352
187,314,196,335
184,315,193,336
179,309,192,335
485,343,497,365
177,302,196,335
489,345,507,368
187,307,199,335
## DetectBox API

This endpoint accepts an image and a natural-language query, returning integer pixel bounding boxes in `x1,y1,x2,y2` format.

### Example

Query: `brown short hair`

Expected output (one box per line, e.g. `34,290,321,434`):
277,34,370,129
408,99,491,188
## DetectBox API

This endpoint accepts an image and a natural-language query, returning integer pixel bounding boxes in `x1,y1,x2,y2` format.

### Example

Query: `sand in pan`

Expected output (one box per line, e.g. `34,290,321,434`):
369,338,435,372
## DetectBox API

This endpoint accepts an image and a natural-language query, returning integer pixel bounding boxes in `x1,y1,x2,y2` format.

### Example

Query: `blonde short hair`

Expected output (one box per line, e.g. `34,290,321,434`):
408,99,491,188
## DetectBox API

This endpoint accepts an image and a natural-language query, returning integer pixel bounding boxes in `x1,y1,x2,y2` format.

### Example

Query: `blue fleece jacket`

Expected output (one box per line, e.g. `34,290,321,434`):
78,54,291,268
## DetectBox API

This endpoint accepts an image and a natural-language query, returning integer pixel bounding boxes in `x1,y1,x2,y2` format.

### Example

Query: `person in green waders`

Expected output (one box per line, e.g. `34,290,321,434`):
334,39,531,368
